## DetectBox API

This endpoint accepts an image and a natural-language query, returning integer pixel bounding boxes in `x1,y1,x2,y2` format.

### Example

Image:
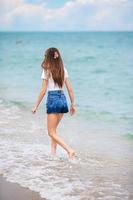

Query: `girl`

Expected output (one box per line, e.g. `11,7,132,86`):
32,47,76,159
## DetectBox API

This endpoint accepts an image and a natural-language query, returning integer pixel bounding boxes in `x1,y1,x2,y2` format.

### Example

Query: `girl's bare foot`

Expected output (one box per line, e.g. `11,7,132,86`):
68,149,75,159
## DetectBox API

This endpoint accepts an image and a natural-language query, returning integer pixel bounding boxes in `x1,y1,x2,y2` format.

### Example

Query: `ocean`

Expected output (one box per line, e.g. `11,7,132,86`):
0,32,133,200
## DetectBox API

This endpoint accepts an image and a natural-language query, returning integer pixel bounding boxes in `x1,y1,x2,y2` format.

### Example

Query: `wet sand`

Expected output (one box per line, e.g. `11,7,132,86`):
0,176,45,200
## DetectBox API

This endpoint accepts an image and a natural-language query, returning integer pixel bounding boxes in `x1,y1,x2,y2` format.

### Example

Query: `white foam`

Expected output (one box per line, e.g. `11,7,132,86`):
0,100,131,200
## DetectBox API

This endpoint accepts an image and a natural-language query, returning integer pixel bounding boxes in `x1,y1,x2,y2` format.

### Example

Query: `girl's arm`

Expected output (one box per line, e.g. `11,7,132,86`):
32,79,48,113
65,78,74,105
65,78,76,115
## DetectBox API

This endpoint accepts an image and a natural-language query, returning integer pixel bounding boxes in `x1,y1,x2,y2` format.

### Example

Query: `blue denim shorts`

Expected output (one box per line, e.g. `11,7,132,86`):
46,90,69,114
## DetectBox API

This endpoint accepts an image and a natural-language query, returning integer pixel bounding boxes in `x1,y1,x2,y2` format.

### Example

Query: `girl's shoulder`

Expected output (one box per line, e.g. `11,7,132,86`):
64,66,69,78
64,66,68,71
41,68,50,80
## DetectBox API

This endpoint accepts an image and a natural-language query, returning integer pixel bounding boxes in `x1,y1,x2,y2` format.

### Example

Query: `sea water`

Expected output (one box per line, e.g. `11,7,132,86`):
0,32,133,199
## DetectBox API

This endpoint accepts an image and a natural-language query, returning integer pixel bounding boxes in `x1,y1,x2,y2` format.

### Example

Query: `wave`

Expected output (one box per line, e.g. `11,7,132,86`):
0,98,133,199
0,98,30,110
0,140,131,200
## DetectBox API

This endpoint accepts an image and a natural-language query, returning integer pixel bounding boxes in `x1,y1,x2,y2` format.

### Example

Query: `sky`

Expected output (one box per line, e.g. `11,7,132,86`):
0,0,133,31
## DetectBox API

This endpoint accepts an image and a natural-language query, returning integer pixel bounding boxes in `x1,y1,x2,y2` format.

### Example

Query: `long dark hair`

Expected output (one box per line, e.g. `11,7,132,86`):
41,47,65,88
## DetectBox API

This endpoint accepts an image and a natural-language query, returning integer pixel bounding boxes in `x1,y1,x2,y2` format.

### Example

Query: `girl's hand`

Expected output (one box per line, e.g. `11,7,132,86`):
70,104,76,116
32,106,38,114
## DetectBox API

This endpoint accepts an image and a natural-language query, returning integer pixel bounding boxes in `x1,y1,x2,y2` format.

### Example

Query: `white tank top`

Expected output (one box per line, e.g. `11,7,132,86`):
41,67,69,91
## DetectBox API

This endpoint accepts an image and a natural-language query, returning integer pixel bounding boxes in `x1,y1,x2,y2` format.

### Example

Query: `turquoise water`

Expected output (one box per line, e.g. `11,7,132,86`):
0,32,133,200
0,32,133,135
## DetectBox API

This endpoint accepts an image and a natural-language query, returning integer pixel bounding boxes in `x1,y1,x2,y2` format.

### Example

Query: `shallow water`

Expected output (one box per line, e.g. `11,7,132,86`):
0,99,133,200
0,32,133,199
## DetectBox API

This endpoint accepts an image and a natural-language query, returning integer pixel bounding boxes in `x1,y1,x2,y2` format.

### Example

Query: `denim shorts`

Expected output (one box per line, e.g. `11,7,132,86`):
46,90,69,114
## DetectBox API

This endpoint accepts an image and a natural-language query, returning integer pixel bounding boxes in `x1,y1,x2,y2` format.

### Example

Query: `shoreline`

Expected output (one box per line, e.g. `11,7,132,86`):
0,175,46,200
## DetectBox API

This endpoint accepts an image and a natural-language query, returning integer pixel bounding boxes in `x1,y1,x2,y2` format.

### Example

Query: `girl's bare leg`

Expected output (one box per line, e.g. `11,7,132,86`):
47,114,75,159
51,113,63,155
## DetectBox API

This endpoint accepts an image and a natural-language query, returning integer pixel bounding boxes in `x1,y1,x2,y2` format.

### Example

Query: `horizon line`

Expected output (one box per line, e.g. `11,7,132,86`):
0,30,133,33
